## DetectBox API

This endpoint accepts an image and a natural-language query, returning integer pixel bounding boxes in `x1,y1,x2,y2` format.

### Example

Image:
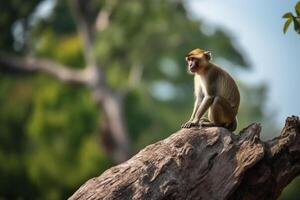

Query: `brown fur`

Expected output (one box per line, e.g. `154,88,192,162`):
182,48,240,131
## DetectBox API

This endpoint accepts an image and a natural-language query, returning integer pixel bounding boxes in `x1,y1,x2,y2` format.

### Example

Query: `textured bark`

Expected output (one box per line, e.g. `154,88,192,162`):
69,116,300,200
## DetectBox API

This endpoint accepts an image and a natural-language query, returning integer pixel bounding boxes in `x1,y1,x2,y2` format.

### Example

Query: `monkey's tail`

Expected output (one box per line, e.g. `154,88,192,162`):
226,118,237,132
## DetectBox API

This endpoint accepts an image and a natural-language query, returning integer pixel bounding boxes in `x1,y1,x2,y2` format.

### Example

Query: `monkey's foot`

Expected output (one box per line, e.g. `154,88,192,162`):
199,121,217,128
199,118,210,123
181,121,199,128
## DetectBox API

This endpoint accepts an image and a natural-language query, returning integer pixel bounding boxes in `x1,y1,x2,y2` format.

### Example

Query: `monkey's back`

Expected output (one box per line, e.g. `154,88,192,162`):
212,65,240,115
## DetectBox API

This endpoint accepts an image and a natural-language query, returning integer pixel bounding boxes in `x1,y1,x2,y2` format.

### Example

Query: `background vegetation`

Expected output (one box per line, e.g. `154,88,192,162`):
0,0,297,199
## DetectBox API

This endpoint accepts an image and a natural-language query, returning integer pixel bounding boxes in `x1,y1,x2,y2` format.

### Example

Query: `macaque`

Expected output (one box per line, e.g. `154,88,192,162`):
181,48,240,131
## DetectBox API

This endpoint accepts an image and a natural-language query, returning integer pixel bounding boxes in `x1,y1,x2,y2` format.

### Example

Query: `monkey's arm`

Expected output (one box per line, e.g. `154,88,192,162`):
181,89,204,128
189,95,203,121
191,99,200,120
190,86,205,119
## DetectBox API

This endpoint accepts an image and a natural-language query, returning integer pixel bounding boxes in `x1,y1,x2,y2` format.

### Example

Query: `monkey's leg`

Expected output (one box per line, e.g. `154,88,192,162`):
206,96,236,130
227,118,237,132
183,96,214,128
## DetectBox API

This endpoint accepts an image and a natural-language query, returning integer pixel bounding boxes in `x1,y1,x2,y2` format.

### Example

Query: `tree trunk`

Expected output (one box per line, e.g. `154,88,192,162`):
97,93,131,163
70,116,300,199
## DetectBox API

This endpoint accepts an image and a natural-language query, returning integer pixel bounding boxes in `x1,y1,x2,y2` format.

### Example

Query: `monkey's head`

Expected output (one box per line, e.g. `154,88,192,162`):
185,48,212,74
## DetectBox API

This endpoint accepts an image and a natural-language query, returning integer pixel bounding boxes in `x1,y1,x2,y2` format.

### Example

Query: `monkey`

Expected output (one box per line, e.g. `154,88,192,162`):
181,48,240,131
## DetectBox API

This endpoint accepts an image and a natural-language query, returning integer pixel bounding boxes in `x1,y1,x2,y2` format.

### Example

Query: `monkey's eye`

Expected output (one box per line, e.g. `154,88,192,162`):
186,57,194,62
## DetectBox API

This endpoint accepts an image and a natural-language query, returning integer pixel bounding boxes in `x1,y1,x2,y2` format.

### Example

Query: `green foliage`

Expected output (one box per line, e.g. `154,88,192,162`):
279,177,300,200
0,76,39,199
0,0,42,51
0,74,113,199
237,82,278,138
282,1,300,34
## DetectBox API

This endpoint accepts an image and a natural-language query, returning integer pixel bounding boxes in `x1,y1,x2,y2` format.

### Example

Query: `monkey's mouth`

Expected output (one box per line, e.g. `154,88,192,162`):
189,65,198,72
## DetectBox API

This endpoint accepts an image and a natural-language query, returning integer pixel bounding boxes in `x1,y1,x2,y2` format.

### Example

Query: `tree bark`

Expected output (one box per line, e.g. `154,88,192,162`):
69,116,300,200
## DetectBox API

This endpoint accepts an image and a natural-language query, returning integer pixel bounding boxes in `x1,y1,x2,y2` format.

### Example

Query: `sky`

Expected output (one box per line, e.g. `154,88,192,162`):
187,0,300,126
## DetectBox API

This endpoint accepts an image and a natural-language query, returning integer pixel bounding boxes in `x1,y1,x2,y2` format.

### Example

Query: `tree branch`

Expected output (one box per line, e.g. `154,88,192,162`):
0,53,89,85
68,0,107,90
95,0,116,32
69,0,97,67
68,1,132,162
69,116,300,200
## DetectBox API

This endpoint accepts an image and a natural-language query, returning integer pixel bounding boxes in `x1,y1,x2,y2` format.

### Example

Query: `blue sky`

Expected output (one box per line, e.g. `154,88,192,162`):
188,0,300,125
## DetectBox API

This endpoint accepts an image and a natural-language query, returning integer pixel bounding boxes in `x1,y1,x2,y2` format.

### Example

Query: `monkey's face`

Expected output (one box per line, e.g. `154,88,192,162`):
186,57,198,73
186,54,208,74
186,49,212,74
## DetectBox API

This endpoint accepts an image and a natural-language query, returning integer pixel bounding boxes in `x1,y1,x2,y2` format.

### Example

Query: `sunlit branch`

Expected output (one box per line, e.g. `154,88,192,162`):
95,0,116,31
0,53,89,85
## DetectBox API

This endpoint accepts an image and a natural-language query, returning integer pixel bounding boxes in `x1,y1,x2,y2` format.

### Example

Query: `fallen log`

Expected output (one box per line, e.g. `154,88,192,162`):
69,116,300,200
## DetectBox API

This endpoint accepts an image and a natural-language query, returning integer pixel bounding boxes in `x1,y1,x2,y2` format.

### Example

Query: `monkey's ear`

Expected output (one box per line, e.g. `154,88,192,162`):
204,51,212,61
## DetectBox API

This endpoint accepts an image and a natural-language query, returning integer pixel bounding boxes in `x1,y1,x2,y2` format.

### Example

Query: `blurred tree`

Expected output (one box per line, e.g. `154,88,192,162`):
0,0,42,51
0,0,275,199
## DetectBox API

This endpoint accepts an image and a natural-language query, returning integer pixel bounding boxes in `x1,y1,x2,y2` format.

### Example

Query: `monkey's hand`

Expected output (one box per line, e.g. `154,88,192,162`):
181,120,199,128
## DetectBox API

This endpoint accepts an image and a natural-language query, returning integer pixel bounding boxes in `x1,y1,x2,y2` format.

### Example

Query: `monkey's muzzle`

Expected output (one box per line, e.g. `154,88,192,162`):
189,63,197,73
